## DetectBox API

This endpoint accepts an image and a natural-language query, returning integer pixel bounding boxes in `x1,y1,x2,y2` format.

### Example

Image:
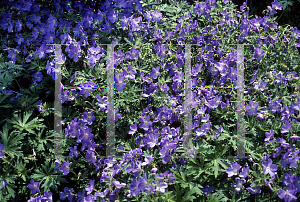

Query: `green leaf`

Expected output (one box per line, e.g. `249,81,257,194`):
0,123,25,158
6,111,46,135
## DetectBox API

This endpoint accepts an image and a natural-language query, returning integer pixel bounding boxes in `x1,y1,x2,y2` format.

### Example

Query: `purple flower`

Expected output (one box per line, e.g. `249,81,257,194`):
226,162,242,177
0,144,4,158
79,80,97,98
246,184,261,194
139,115,152,131
264,129,275,142
14,19,22,32
194,2,208,16
215,126,223,137
138,172,148,192
85,179,95,195
290,136,300,141
9,93,21,102
154,179,168,194
269,99,282,113
108,10,118,23
277,137,290,147
205,95,222,109
254,80,268,91
96,96,107,111
125,47,140,61
82,111,95,125
129,178,140,196
281,120,293,133
245,100,259,116
114,49,125,64
272,0,283,10
113,181,126,189
201,185,214,195
1,181,7,189
172,72,184,83
215,60,228,76
32,72,44,82
28,179,39,195
114,108,122,122
128,123,138,135
78,127,94,144
150,66,161,79
85,150,96,163
282,172,295,189
142,155,153,166
239,166,250,179
69,146,78,158
278,188,297,202
146,133,159,148
61,90,71,104
262,158,277,176
54,157,61,170
14,33,24,45
115,76,126,91
59,187,74,201
232,177,246,193
59,161,70,175
288,150,299,168
292,175,300,191
252,47,265,62
123,65,137,80
151,10,162,23
131,16,142,32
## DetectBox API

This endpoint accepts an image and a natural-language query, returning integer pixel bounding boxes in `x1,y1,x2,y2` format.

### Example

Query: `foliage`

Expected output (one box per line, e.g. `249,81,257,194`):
0,0,300,201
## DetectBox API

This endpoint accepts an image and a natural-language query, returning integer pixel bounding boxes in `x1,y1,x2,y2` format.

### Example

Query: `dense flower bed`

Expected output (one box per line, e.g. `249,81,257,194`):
1,0,300,201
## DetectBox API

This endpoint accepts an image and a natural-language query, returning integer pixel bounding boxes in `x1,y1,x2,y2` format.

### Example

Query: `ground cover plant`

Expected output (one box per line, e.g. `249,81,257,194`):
1,0,300,201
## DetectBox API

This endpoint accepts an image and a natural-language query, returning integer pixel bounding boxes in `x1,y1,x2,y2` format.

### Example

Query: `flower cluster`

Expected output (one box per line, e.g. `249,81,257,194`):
1,0,300,201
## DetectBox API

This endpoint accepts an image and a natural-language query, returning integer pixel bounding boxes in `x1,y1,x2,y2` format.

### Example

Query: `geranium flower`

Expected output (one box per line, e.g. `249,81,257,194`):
96,96,107,111
201,185,214,195
59,161,70,175
85,179,95,195
262,158,277,176
138,172,148,192
264,129,275,142
113,181,126,189
281,120,292,133
151,10,162,23
252,47,265,62
239,166,250,178
59,187,74,201
128,123,138,135
123,65,137,80
246,184,261,194
28,179,39,195
232,178,246,193
82,111,95,125
245,100,259,116
129,178,140,196
254,80,268,91
142,155,153,166
194,2,208,16
145,133,159,148
288,150,299,169
226,162,242,177
139,115,152,131
154,179,168,194
0,144,4,158
278,188,297,202
114,76,126,91
69,146,78,158
125,47,140,61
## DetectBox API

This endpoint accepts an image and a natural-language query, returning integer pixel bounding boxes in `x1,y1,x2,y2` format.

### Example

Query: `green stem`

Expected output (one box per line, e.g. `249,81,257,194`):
276,8,288,23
